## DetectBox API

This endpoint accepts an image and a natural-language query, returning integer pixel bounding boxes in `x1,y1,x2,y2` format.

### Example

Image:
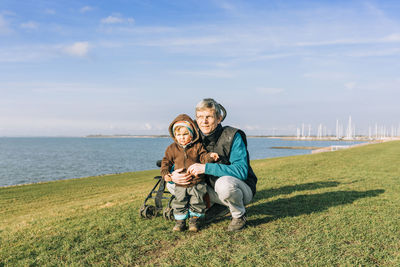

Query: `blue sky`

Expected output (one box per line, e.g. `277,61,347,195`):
1,0,399,136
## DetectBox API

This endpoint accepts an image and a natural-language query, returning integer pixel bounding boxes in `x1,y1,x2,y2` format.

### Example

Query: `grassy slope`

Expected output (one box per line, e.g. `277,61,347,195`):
1,141,399,266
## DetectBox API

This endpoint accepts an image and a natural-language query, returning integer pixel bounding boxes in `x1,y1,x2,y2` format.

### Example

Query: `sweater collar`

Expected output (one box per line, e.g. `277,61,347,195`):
200,124,223,147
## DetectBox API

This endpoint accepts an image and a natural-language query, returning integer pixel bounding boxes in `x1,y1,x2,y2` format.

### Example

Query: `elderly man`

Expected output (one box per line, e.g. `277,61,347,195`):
165,98,257,231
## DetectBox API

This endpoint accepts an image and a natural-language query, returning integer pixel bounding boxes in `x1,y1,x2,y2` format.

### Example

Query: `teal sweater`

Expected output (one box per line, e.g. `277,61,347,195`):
204,132,249,180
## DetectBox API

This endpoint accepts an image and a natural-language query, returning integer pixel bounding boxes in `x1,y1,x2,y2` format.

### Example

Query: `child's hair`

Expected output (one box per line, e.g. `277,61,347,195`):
173,121,194,137
174,125,190,135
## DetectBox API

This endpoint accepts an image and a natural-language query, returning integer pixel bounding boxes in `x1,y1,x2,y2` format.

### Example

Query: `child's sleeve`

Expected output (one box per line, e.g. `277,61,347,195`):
160,146,174,178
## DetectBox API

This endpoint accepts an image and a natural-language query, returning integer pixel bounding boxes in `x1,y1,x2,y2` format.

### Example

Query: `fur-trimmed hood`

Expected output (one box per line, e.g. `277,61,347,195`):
168,114,200,146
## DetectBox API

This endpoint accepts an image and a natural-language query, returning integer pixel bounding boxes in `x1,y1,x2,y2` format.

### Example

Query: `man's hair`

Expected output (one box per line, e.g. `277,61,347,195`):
195,98,222,119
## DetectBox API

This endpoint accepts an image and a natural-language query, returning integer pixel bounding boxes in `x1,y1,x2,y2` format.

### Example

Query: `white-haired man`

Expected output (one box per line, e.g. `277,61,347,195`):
165,98,257,231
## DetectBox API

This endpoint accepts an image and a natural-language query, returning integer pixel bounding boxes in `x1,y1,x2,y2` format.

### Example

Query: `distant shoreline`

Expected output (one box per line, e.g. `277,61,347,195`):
85,134,170,138
0,135,387,141
85,134,376,141
85,134,292,138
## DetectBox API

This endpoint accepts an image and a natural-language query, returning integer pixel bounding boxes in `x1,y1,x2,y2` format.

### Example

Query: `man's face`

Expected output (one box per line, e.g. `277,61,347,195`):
196,108,221,135
175,127,192,146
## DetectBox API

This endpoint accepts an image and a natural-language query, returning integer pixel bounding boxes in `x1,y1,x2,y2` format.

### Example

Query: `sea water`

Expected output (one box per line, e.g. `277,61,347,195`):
0,137,362,187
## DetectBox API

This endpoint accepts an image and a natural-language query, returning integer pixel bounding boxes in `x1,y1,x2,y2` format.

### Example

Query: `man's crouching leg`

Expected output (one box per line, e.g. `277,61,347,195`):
214,176,253,231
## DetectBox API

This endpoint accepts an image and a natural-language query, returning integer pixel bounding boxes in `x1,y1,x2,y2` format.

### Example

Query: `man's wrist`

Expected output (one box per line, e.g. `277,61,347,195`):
204,163,209,175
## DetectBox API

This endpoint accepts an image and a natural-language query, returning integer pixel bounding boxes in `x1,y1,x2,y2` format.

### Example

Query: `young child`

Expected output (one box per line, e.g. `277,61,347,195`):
161,114,218,232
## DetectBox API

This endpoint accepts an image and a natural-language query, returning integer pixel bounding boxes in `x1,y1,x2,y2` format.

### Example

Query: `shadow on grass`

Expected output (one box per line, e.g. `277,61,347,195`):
248,189,385,226
253,181,341,201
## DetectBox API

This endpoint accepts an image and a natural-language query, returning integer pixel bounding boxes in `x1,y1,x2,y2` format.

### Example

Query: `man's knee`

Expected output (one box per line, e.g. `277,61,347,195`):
214,176,253,205
214,176,241,201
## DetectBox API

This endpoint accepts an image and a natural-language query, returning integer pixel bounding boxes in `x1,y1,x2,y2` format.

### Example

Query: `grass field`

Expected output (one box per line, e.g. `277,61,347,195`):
1,141,399,266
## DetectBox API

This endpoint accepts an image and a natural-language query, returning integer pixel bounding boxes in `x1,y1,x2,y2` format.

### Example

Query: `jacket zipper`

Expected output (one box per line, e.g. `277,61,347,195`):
183,147,187,170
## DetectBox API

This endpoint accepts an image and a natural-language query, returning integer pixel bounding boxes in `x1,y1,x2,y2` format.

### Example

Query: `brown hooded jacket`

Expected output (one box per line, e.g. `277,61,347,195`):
160,114,215,187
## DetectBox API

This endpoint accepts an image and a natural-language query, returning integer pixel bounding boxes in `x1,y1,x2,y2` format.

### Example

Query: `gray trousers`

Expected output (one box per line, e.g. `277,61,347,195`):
172,182,207,220
167,176,253,218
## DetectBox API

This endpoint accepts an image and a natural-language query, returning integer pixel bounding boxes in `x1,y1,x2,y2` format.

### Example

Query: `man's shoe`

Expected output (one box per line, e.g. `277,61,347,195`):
227,214,247,231
188,216,201,232
172,220,186,232
204,204,230,224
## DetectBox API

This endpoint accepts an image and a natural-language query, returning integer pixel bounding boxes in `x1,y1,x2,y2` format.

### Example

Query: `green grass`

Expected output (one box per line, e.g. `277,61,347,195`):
1,141,400,266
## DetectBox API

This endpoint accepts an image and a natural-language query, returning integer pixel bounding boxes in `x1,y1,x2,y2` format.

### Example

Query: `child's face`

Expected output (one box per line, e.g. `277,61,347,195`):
175,127,192,146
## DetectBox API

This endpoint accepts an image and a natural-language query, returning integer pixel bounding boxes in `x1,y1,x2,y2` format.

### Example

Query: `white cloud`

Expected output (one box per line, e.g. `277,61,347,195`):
142,122,166,131
44,9,56,15
102,16,123,24
63,42,90,57
303,72,348,80
172,69,234,78
344,82,357,90
165,36,224,46
0,14,11,34
101,14,134,24
248,53,296,61
0,113,169,136
215,62,234,68
364,2,386,18
213,0,245,17
347,48,400,57
217,1,236,12
0,45,55,62
295,38,368,47
243,125,261,131
256,87,285,95
139,35,228,50
120,26,177,34
294,32,400,48
382,33,400,42
0,81,137,94
0,42,91,62
80,6,93,13
1,10,16,16
0,43,92,62
20,21,39,30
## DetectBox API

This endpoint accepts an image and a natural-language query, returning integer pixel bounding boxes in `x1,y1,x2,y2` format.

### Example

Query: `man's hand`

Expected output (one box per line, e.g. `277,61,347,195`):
170,168,192,185
187,163,206,177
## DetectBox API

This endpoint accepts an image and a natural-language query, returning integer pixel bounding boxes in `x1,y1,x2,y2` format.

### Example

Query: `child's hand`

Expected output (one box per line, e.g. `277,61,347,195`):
210,152,219,161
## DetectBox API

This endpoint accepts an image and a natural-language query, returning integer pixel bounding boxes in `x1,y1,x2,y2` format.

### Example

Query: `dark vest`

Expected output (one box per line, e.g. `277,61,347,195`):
202,125,257,195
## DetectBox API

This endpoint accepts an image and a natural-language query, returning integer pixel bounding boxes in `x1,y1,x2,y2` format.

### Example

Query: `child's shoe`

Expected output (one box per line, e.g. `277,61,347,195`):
173,220,186,232
188,216,201,232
